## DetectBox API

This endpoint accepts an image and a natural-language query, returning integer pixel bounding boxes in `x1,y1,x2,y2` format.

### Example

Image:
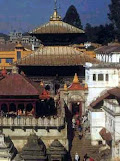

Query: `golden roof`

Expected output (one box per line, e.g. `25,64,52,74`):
16,46,99,66
30,7,84,34
73,73,79,83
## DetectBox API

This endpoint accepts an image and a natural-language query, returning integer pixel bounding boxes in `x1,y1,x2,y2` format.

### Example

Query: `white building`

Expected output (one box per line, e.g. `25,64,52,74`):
85,63,120,106
89,88,120,160
95,44,120,63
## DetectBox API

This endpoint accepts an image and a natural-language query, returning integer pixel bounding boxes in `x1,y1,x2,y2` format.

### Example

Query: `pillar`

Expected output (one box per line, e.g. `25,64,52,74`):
33,102,36,117
79,102,82,118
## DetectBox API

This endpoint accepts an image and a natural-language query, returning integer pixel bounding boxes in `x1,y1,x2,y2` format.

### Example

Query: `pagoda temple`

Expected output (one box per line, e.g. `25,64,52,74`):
15,2,98,90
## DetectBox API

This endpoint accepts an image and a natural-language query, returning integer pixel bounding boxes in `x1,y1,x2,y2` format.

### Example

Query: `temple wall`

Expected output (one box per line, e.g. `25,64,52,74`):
2,124,68,152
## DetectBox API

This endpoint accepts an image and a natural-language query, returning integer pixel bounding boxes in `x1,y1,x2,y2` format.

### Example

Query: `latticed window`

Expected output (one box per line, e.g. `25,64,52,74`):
98,74,103,81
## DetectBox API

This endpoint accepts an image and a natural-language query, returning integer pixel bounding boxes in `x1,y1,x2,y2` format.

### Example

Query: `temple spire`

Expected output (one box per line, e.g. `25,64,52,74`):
50,0,62,21
54,0,57,10
73,73,79,83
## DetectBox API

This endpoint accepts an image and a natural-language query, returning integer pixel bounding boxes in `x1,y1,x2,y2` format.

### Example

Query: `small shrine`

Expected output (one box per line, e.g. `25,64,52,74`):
61,73,88,117
15,133,47,161
0,132,17,161
47,139,67,161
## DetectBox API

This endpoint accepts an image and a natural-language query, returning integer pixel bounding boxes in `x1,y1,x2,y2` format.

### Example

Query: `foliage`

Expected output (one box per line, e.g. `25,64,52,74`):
85,23,115,45
108,0,120,40
0,33,10,41
63,5,82,29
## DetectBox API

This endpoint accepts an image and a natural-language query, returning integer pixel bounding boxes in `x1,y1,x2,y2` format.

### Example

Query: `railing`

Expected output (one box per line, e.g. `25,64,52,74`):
0,116,65,128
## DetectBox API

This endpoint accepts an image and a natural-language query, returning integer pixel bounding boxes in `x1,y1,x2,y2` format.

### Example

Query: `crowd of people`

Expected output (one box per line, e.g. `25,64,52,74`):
72,111,94,161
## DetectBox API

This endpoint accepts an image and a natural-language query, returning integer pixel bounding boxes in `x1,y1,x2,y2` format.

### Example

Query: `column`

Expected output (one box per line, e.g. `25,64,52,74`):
33,102,36,117
79,102,82,118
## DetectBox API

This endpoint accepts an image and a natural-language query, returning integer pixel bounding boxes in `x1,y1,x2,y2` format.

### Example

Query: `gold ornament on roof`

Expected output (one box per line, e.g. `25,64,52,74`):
40,81,44,86
73,73,79,83
85,82,88,89
50,0,62,21
64,83,68,91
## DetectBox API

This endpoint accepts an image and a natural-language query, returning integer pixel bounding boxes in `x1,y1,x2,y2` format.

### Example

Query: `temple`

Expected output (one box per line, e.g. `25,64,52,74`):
15,3,98,91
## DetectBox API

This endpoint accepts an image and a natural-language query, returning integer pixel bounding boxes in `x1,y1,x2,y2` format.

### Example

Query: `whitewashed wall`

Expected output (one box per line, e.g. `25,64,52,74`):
85,67,119,106
90,110,105,145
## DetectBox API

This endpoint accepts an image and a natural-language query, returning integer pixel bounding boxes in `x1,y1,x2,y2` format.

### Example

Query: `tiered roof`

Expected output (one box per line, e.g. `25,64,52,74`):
68,73,88,90
16,46,98,66
30,9,84,35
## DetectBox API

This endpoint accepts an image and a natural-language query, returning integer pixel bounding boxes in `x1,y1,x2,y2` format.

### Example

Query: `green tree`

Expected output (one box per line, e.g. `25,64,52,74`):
108,0,120,39
85,23,115,45
63,5,82,29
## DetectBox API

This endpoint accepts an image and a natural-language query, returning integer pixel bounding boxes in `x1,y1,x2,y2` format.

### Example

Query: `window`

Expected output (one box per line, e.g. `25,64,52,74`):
106,74,109,81
6,58,13,63
93,74,96,81
17,51,21,60
98,74,103,81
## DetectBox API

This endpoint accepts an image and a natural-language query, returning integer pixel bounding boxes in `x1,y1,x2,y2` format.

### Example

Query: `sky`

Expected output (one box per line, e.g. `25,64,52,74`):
0,0,111,33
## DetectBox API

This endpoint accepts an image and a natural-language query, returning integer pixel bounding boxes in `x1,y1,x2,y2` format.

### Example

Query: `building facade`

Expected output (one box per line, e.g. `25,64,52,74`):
0,43,32,69
89,88,120,160
85,63,120,106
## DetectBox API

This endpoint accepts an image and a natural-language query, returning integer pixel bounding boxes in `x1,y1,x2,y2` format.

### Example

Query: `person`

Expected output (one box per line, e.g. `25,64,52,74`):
78,124,82,132
83,154,89,161
78,131,83,140
75,152,80,161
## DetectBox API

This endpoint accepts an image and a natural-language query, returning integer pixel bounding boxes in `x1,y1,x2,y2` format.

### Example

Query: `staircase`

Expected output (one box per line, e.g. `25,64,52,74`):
70,130,102,161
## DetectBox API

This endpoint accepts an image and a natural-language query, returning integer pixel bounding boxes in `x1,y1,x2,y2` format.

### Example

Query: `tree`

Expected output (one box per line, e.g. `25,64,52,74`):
63,5,82,29
85,23,115,45
108,0,120,39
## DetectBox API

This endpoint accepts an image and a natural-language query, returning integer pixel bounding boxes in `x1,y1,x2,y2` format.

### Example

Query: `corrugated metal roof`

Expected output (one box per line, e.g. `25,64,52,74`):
16,46,98,66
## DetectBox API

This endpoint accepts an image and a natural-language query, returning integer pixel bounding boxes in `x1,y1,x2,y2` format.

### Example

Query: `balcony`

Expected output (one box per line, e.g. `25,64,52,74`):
0,116,65,130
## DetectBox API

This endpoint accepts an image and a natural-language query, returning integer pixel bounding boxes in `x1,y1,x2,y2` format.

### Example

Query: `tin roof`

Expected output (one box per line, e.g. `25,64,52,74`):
16,46,98,66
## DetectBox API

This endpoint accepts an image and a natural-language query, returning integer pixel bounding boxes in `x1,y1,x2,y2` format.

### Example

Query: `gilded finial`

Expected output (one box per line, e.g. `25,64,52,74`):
85,82,88,89
73,73,79,83
64,83,67,91
50,0,62,21
54,0,57,10
40,81,44,86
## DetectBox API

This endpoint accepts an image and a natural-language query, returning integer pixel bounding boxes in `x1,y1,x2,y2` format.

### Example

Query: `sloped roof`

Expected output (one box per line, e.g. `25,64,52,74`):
0,74,40,96
90,87,120,108
31,21,84,34
95,44,120,55
0,43,32,51
16,46,99,66
30,10,84,34
68,73,87,90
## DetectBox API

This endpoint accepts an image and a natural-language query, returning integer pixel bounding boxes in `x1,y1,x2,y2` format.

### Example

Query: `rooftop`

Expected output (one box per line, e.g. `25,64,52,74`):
0,73,40,96
95,44,120,55
16,46,98,66
30,9,84,35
